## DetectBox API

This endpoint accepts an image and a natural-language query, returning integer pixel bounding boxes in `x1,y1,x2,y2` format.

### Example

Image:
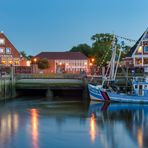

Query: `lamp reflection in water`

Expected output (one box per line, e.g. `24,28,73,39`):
0,113,19,143
90,113,96,143
30,109,39,148
137,128,143,148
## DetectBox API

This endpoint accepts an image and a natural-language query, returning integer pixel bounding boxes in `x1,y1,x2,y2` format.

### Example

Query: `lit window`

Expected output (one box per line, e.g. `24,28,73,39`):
137,46,143,53
0,48,4,53
6,48,11,54
0,38,5,45
2,60,6,64
14,60,19,65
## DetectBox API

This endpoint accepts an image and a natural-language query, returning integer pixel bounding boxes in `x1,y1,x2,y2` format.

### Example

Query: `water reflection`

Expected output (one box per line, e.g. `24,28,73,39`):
0,99,148,148
90,113,96,143
0,112,19,143
88,102,148,148
137,128,143,148
30,109,39,148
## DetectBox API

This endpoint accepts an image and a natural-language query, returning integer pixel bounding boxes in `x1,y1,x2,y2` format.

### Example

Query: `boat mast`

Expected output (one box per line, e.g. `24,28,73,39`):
102,35,123,86
102,35,116,86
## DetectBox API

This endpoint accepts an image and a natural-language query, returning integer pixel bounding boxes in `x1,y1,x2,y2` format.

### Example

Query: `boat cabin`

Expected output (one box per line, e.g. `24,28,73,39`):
133,77,148,96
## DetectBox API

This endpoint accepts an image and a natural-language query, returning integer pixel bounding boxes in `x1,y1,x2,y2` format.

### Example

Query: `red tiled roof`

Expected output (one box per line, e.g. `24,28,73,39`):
35,52,88,60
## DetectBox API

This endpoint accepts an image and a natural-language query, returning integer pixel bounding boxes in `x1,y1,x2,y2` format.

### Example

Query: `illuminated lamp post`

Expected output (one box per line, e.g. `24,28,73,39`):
89,58,95,75
91,58,95,63
33,58,38,74
89,62,93,75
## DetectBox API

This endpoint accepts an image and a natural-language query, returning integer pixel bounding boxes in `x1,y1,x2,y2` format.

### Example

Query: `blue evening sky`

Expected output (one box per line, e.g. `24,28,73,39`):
0,0,148,55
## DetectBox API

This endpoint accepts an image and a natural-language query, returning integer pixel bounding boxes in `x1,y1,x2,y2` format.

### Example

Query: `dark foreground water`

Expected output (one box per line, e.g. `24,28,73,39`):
0,98,148,148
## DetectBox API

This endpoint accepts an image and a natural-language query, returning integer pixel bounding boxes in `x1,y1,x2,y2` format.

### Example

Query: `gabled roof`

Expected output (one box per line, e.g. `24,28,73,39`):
0,32,20,58
35,52,88,60
127,28,148,57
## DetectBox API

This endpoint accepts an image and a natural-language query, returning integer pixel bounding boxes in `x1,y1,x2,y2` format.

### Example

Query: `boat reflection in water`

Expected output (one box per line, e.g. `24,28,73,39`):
88,102,148,148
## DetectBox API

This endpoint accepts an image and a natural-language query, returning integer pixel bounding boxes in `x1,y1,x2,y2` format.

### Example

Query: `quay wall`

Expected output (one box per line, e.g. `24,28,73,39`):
0,78,15,101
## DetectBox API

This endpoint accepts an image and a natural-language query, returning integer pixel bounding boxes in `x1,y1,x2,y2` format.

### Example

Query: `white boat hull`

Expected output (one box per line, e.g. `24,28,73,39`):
88,84,148,103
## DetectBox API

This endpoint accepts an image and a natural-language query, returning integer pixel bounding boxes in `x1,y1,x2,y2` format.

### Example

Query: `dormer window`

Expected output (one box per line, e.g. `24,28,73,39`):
0,38,5,45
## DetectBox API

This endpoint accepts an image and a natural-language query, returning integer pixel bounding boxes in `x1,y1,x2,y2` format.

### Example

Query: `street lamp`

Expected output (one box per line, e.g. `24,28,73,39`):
91,58,95,63
33,58,37,73
33,58,37,63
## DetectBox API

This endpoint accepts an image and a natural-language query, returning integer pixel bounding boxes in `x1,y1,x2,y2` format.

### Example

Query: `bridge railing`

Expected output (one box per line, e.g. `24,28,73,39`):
15,73,83,80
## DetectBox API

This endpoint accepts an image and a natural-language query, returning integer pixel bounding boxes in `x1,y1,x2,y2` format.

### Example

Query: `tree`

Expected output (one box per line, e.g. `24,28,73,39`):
20,51,33,60
37,58,49,69
20,51,27,59
91,33,118,66
121,45,131,59
70,43,92,57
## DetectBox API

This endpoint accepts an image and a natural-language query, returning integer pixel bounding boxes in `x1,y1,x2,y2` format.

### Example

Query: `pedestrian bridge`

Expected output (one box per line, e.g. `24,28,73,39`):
15,74,88,100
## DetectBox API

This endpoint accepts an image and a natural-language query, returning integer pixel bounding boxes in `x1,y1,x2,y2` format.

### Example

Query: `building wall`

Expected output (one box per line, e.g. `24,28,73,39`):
55,59,88,73
37,59,89,74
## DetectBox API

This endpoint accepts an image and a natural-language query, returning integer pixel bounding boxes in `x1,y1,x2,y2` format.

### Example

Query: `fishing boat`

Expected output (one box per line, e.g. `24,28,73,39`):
88,33,148,103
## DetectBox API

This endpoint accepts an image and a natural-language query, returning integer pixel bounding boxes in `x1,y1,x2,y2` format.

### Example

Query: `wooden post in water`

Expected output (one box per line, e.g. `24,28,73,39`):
82,77,89,102
46,88,53,100
10,65,16,98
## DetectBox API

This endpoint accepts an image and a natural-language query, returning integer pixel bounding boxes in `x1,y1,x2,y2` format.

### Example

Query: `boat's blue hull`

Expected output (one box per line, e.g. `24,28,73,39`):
88,84,148,103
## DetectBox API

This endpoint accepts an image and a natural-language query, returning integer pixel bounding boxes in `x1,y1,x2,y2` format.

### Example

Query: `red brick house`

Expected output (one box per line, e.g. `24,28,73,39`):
34,52,89,74
0,32,25,66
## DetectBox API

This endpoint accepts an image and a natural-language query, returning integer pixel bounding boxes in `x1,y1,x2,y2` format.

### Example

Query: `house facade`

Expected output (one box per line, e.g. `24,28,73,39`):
0,32,23,66
125,28,148,69
34,52,89,74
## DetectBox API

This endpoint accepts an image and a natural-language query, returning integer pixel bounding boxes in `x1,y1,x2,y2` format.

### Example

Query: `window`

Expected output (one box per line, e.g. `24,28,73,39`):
135,85,138,89
0,48,4,53
144,46,148,53
144,58,148,64
135,58,142,65
144,33,148,39
0,38,5,45
137,46,143,54
6,48,11,54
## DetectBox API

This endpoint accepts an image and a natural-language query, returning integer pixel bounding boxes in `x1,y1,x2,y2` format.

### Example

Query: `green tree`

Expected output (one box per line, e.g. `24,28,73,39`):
70,43,92,57
20,51,33,60
37,58,49,69
91,33,118,66
20,51,27,59
121,45,131,59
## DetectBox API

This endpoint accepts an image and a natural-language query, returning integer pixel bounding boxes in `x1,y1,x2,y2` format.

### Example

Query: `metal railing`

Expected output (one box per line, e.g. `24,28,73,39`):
15,73,83,80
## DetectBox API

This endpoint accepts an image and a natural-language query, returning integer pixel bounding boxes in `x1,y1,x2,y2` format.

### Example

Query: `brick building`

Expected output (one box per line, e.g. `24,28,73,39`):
34,52,89,74
0,32,25,66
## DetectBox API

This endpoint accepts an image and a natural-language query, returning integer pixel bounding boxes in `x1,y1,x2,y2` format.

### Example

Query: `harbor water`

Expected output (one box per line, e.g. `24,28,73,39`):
0,97,147,148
